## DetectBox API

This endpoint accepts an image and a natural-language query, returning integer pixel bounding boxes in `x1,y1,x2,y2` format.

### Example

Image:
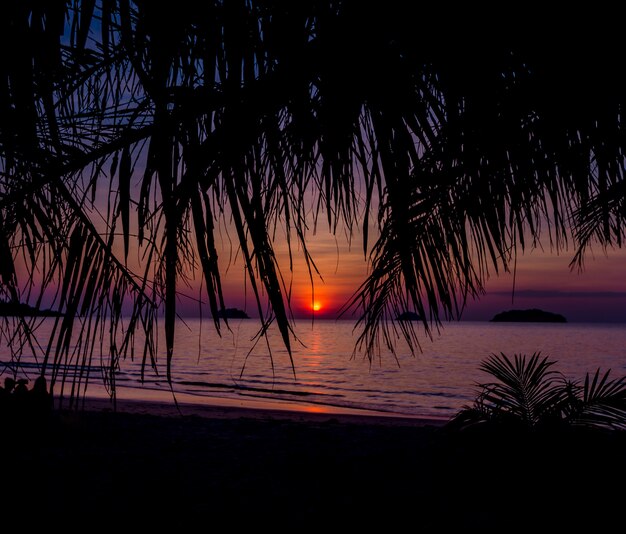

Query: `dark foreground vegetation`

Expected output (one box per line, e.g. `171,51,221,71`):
2,411,624,530
3,358,625,531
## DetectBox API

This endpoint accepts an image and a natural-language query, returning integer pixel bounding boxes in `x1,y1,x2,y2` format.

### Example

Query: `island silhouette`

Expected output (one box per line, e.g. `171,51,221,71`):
215,308,250,319
490,308,567,323
0,302,64,317
397,311,422,321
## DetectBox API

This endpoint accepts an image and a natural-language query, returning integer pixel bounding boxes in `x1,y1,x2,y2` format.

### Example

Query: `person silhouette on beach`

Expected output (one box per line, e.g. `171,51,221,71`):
0,377,16,408
1,377,16,395
13,379,29,398
11,379,30,415
29,376,53,415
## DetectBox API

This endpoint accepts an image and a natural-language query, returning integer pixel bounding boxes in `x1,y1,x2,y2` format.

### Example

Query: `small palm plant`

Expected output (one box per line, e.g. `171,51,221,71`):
450,352,626,432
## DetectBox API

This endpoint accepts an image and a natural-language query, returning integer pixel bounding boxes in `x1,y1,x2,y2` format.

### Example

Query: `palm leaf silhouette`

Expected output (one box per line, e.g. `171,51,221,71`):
562,370,626,430
451,353,626,431
478,353,564,427
2,2,626,401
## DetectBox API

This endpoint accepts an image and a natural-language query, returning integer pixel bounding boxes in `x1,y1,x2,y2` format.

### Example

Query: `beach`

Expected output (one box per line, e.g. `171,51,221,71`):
3,395,445,528
2,394,625,530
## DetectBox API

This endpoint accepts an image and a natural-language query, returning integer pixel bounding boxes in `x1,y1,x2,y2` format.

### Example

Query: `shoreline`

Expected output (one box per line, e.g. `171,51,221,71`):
69,387,450,427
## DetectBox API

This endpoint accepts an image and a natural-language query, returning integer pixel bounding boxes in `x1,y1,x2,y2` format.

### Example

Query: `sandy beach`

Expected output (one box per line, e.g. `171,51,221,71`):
77,387,450,426
2,393,625,530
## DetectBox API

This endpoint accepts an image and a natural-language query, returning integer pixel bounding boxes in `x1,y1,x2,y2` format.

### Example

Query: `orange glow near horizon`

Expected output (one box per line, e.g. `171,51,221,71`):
95,212,626,322
270,225,369,319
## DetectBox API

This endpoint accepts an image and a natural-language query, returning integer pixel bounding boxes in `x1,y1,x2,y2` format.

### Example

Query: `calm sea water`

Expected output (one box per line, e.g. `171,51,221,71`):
2,319,626,420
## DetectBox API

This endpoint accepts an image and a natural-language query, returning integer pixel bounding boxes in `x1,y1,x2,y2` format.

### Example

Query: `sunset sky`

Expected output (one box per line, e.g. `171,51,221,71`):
15,174,624,324
179,220,626,323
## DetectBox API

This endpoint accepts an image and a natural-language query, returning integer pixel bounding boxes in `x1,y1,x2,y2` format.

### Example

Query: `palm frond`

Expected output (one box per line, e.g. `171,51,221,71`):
477,353,564,426
564,370,626,430
3,2,626,400
452,354,626,432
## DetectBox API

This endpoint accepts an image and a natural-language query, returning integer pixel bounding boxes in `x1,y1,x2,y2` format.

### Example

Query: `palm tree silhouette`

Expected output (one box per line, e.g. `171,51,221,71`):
1,2,625,402
449,353,626,431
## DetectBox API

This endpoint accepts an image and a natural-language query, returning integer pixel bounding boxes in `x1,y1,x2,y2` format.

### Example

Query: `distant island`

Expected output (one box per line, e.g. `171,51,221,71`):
0,301,64,317
397,311,422,321
490,308,567,323
216,308,250,319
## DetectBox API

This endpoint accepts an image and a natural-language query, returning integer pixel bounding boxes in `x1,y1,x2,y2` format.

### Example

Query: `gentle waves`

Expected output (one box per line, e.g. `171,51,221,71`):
3,319,626,419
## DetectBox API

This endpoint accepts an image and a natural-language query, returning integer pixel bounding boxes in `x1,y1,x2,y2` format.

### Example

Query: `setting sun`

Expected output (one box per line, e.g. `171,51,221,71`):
311,301,322,312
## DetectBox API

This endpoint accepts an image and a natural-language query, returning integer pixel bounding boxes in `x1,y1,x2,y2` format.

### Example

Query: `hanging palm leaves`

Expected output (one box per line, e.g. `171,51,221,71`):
1,2,626,401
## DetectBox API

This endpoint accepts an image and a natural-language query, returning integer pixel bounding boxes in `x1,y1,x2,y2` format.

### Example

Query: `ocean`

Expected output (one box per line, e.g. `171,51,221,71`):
3,318,626,420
